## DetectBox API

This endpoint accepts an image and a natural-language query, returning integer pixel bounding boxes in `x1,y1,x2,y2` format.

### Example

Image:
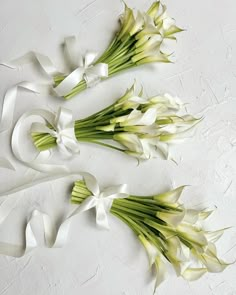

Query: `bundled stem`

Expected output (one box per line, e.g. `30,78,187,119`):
53,1,183,99
32,85,200,160
71,179,230,288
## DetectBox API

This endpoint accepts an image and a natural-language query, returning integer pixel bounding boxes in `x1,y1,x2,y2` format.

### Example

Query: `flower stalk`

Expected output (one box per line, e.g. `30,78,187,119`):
71,179,231,289
31,85,200,160
54,1,183,99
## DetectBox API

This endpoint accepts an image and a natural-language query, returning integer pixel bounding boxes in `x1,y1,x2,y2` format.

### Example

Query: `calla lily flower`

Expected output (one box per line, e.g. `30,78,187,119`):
32,84,200,161
53,1,183,99
71,179,231,291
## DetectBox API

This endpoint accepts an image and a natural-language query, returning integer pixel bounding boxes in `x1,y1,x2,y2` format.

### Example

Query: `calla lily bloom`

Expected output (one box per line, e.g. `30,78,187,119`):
32,84,200,161
71,179,231,291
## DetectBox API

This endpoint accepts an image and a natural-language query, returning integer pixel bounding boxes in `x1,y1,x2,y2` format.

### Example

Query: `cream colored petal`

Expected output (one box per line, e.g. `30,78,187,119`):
96,124,116,132
177,223,208,249
182,268,207,281
205,228,230,243
183,209,199,224
200,253,229,273
147,1,160,19
114,133,143,153
154,186,185,203
154,255,167,289
156,209,185,227
138,235,158,266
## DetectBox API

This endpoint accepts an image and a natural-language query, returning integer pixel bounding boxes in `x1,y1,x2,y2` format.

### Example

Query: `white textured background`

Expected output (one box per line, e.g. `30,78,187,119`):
0,0,236,294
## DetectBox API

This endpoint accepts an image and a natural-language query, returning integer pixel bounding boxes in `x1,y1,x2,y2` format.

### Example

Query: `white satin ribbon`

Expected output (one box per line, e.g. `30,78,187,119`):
0,172,129,256
0,37,108,134
11,107,79,173
0,158,15,170
53,37,108,96
0,173,83,257
0,210,58,257
77,173,129,229
0,82,47,133
1,45,108,94
57,36,108,94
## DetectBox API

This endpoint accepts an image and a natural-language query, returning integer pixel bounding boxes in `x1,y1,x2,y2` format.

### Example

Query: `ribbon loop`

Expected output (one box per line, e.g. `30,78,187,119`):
0,37,108,135
78,173,129,229
12,107,79,173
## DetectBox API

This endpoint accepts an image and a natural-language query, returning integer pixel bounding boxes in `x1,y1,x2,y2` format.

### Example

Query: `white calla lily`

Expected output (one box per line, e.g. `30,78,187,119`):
113,132,143,154
183,209,213,224
139,235,159,266
147,1,160,19
157,208,185,227
182,268,207,281
129,11,144,36
71,176,231,293
165,236,190,275
154,186,185,204
205,228,230,243
200,253,230,273
32,84,200,161
177,223,208,250
154,255,167,288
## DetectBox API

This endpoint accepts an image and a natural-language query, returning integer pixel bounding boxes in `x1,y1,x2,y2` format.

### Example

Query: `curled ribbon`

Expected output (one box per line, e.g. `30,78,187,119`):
0,36,108,134
0,173,129,256
0,82,48,134
0,210,58,257
77,173,129,229
0,173,83,257
12,107,80,173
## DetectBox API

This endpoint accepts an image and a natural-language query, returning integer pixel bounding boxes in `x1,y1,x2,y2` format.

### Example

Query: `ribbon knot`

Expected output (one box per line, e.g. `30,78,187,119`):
53,37,108,96
0,36,108,135
31,107,80,157
77,173,129,229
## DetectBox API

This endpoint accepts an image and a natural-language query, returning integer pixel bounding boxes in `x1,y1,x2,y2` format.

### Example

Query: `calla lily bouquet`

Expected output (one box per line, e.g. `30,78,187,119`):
54,1,183,99
31,84,200,160
71,177,230,290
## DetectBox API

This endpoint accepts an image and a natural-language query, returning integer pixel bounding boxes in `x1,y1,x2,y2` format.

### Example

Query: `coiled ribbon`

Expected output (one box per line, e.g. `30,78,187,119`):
0,36,108,133
0,173,129,256
11,107,79,173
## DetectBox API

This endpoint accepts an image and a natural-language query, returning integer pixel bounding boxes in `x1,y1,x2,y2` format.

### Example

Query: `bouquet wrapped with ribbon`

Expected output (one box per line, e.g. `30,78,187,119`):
0,173,230,285
0,1,182,133
53,1,183,99
70,173,230,290
30,85,200,161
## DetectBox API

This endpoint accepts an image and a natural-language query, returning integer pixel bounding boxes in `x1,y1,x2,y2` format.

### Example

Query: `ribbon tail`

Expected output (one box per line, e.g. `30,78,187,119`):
96,202,110,230
0,158,15,171
0,82,49,133
41,212,58,247
11,109,69,173
64,36,81,70
25,211,39,249
53,67,84,97
0,51,61,78
80,172,100,196
53,197,96,247
60,135,80,155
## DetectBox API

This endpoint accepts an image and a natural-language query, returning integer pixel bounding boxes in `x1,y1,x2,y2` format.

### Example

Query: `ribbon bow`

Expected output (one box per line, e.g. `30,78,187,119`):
31,107,80,157
0,173,128,256
11,107,79,173
77,173,129,229
54,37,108,96
0,36,108,134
